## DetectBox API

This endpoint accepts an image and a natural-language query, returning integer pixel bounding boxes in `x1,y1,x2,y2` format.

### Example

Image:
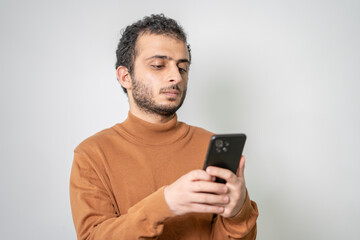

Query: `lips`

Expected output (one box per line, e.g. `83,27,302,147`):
162,90,180,99
162,89,180,95
160,85,181,96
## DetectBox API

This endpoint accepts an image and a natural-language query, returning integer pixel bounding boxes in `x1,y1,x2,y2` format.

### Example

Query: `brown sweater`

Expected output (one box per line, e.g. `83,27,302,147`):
70,112,258,239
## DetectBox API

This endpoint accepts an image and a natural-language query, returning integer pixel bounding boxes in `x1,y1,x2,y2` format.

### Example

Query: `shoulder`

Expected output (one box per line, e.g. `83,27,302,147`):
74,125,120,154
183,122,214,142
190,124,213,136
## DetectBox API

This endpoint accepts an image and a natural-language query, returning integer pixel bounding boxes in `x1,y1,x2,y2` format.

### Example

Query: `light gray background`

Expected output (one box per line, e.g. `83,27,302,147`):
1,0,359,239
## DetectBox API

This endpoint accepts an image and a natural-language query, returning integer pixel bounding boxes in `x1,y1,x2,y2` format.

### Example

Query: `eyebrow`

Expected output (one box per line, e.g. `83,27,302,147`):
146,55,189,64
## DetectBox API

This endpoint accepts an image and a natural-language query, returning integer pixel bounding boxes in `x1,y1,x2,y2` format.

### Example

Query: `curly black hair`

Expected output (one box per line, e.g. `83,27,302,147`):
115,14,191,93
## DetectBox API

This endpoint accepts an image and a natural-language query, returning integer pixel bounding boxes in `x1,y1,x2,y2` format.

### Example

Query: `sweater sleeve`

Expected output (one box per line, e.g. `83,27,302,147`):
69,151,174,240
211,191,259,239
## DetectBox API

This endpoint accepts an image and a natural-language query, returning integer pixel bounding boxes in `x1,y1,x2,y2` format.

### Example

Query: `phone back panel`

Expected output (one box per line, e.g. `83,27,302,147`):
203,134,246,183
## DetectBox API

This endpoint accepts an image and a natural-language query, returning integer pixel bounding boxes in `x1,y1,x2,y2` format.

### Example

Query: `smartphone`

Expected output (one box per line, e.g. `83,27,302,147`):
203,134,246,183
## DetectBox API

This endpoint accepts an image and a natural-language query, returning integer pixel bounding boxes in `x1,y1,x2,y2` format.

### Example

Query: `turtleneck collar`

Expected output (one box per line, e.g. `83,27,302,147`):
114,111,190,145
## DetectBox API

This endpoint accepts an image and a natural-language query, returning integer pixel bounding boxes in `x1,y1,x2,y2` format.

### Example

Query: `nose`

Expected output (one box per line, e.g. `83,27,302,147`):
168,63,183,84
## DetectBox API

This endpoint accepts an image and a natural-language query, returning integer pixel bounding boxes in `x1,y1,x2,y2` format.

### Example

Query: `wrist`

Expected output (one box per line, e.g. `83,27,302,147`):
163,185,176,215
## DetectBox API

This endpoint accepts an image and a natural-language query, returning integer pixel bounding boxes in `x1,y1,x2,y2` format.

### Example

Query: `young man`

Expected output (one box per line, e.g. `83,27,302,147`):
70,14,258,239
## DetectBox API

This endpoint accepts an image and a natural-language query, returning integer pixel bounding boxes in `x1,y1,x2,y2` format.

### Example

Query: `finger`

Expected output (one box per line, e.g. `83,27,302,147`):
186,170,212,182
206,166,237,184
188,203,225,214
190,192,229,205
237,155,246,178
190,181,228,195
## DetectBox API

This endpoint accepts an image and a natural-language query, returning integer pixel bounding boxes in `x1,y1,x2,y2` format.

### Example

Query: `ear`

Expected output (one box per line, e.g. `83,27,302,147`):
116,66,132,91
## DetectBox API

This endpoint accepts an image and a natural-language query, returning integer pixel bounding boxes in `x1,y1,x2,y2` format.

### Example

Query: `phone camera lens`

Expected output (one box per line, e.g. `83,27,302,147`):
224,141,230,147
216,147,222,153
215,139,223,148
222,147,228,152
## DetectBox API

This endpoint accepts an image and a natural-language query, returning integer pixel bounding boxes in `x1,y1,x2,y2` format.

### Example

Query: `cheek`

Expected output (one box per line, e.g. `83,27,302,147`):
182,76,189,87
144,72,164,87
137,73,159,95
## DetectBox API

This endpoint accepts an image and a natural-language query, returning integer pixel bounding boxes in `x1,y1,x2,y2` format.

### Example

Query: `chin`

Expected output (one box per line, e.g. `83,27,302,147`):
166,98,177,102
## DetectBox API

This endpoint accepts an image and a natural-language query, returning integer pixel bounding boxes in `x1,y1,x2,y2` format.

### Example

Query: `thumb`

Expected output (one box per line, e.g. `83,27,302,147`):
236,155,246,178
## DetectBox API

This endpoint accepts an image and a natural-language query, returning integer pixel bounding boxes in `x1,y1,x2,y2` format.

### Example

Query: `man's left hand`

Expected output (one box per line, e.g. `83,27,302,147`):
205,155,247,218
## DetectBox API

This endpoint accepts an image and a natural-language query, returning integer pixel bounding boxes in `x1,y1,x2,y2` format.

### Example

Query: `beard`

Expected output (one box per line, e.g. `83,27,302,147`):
131,77,187,117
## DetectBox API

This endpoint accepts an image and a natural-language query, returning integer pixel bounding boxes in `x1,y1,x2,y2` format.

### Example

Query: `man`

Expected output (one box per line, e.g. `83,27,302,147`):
70,14,258,239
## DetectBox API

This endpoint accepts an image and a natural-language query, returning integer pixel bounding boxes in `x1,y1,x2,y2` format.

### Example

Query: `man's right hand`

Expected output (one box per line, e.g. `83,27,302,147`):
164,170,229,216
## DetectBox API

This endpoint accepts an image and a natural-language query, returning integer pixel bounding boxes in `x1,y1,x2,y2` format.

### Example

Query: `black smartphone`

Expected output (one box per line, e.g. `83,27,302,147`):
203,134,247,183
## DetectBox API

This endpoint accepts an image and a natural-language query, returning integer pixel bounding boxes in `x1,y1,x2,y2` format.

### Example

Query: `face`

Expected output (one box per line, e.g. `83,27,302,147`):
128,33,190,117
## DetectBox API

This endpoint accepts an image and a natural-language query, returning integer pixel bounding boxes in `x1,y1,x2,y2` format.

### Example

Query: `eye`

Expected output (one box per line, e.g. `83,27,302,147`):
178,67,187,73
151,65,164,70
178,64,188,73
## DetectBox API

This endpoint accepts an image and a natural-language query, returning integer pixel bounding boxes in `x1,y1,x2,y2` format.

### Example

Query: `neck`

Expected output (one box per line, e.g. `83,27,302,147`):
117,111,189,145
129,106,176,124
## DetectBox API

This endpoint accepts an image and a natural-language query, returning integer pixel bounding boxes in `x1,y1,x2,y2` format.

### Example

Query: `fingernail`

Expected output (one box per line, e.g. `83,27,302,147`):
223,196,228,203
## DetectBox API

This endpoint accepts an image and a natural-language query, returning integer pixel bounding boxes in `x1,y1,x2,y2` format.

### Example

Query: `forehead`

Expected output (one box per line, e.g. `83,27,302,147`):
135,33,189,60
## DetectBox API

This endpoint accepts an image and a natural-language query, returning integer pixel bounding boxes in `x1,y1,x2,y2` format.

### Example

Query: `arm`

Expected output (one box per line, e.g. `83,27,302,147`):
69,152,174,240
211,191,258,239
208,156,258,239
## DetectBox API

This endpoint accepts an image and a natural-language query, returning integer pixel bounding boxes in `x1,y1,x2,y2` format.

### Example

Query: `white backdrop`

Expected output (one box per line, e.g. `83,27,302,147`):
1,0,359,239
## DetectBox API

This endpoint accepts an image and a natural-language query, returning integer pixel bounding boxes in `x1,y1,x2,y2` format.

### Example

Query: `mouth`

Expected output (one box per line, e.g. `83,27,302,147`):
160,85,181,98
162,90,180,98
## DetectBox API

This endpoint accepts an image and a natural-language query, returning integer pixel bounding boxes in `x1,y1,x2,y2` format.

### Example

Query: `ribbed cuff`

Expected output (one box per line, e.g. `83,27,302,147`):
226,190,253,223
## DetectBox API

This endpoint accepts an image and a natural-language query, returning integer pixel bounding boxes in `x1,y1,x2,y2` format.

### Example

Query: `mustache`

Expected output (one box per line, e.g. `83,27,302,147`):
159,84,182,93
